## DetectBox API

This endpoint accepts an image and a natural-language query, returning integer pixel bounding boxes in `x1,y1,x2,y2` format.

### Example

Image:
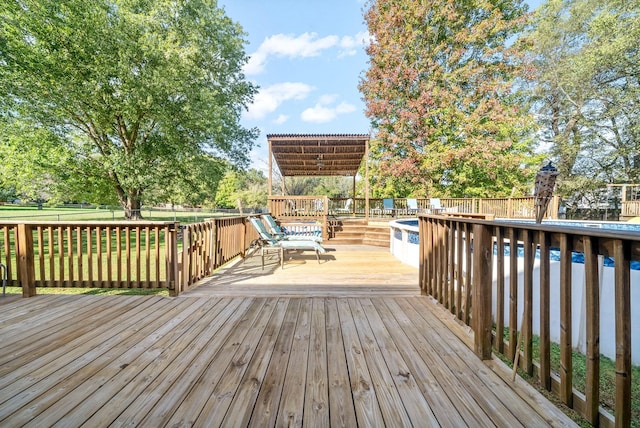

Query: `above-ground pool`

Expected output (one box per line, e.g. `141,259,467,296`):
388,217,640,364
389,218,640,269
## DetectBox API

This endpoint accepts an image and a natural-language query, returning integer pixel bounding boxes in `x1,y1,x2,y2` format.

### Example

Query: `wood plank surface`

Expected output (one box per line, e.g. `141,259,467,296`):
0,292,578,427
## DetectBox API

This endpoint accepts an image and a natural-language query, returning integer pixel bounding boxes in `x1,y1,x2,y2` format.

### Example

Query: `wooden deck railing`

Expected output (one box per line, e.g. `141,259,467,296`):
0,216,258,297
271,196,559,219
622,200,640,218
418,215,638,427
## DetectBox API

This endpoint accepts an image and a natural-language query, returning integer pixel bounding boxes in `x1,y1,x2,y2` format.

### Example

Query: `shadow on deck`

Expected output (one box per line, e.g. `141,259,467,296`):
0,245,577,427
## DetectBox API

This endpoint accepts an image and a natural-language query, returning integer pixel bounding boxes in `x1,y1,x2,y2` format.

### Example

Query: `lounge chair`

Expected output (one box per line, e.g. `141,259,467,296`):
406,198,419,215
248,217,326,269
429,198,443,214
334,198,353,215
261,214,322,242
383,198,396,216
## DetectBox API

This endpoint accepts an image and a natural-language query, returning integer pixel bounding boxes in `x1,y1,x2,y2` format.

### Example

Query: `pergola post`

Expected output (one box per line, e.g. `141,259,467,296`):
268,139,273,196
365,138,369,222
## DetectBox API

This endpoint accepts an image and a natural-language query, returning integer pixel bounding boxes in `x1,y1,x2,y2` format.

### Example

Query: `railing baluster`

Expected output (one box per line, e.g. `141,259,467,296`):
495,226,505,354
464,222,472,325
48,226,54,287
455,221,463,320
447,220,455,314
106,226,112,286
522,229,534,376
56,226,63,286
508,227,518,361
583,235,600,425
116,226,122,287
559,233,573,407
135,226,141,286
96,226,103,287
87,226,93,286
67,226,73,286
37,226,45,285
76,226,82,285
539,230,551,391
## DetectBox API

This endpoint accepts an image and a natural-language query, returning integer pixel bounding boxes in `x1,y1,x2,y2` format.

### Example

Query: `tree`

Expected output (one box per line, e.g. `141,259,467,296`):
529,0,640,205
214,168,268,210
0,0,258,218
360,0,538,198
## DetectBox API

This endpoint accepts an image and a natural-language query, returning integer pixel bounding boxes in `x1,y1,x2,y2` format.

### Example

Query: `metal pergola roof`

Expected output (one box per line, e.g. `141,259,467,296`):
267,133,369,177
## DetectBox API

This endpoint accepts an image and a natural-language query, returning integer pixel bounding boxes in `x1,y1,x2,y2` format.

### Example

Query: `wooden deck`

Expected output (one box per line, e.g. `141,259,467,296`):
0,246,578,427
184,244,421,298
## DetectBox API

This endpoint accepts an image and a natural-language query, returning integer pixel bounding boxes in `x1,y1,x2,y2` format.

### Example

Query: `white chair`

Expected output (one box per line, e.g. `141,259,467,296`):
334,198,353,215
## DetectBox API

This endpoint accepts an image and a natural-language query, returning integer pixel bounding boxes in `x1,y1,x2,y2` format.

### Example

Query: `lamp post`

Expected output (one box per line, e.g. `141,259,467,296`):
534,161,559,223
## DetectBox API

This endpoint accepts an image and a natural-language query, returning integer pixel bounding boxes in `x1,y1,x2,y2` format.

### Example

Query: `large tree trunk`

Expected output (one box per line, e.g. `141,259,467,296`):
124,195,143,220
115,186,144,220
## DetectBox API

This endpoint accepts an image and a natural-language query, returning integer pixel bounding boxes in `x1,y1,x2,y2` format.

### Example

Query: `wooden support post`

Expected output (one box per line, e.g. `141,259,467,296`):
472,223,493,360
365,138,369,222
268,139,273,196
614,239,631,427
17,224,36,297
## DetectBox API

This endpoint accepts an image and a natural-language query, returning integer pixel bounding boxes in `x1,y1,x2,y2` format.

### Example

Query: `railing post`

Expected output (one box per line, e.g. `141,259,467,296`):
17,224,36,297
472,223,493,359
181,226,190,291
166,223,179,297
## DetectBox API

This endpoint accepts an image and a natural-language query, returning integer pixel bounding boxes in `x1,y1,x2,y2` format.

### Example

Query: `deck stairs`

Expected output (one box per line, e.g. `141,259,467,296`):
327,218,390,247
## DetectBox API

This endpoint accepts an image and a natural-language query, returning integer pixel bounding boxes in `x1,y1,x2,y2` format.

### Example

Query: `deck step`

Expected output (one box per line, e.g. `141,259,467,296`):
328,220,390,247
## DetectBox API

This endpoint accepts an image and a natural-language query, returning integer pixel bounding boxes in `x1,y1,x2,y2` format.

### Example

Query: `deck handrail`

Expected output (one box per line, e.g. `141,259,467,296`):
271,196,559,219
0,217,259,297
418,215,639,427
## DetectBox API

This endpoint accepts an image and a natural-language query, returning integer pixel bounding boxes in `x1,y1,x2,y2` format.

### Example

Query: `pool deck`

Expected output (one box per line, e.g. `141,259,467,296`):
0,245,578,427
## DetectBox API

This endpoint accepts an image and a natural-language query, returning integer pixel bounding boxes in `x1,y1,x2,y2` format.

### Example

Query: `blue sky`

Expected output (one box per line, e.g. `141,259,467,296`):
218,0,544,172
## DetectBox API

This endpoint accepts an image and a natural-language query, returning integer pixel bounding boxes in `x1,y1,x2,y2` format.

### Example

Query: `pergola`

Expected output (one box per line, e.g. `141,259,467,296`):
267,133,371,219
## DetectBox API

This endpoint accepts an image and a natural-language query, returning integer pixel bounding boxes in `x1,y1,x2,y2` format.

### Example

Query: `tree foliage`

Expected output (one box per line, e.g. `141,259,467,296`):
360,0,538,198
0,0,258,217
214,168,268,210
529,0,640,205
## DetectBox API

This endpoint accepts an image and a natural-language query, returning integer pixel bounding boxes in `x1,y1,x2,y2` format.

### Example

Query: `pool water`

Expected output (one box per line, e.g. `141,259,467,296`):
392,218,640,270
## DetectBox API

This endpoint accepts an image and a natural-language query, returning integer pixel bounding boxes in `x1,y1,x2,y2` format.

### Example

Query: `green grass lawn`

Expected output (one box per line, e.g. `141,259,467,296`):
0,205,233,223
499,330,640,427
2,286,169,296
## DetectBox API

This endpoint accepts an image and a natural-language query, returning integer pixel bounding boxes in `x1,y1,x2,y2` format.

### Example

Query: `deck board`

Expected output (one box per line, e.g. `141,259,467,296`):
0,245,578,427
0,294,578,427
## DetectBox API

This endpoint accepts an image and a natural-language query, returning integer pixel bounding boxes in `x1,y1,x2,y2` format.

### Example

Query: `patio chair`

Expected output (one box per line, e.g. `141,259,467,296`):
406,198,419,215
429,198,442,214
261,214,322,242
383,198,396,217
334,198,353,215
248,217,326,269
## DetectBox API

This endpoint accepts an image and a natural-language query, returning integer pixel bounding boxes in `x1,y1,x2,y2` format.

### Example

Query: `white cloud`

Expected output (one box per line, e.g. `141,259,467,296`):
244,31,369,75
245,82,315,120
273,114,289,125
300,96,357,123
245,32,338,75
337,31,369,57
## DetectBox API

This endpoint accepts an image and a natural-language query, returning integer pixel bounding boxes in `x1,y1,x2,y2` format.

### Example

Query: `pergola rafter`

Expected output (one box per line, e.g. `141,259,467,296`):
267,133,371,219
